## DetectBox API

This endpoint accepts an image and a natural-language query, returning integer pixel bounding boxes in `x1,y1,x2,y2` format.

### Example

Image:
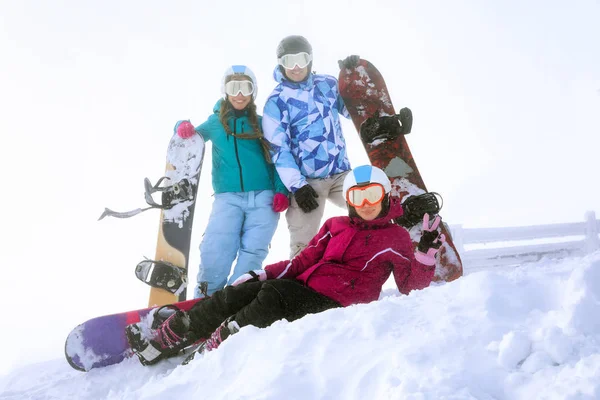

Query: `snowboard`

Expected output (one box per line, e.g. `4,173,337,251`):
99,131,205,305
339,58,463,282
64,298,203,371
149,132,205,306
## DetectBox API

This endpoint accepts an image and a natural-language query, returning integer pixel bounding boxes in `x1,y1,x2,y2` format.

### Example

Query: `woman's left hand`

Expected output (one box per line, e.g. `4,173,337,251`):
272,193,289,213
415,214,446,266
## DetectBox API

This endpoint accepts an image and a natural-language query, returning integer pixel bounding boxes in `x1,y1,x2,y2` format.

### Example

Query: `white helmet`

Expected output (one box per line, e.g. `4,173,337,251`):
343,165,391,197
221,65,258,100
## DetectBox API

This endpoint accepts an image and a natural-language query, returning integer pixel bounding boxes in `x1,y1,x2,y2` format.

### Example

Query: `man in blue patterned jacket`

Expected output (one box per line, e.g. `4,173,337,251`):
263,35,355,258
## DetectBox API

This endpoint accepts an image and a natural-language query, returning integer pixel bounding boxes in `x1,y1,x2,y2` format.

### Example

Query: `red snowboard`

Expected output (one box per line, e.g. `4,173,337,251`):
339,58,463,282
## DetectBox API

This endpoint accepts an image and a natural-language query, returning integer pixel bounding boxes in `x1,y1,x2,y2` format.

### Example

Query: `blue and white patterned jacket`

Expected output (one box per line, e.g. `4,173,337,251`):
262,67,352,193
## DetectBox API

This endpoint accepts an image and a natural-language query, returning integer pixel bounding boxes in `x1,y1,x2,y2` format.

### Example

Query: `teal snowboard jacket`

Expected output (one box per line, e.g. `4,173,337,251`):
193,99,288,196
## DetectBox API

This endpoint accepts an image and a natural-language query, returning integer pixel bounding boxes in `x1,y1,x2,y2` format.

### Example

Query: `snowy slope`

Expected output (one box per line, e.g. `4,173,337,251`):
2,253,599,400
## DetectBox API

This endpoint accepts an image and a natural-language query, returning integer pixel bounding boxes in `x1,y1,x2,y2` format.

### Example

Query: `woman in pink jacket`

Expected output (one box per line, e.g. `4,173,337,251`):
132,165,445,365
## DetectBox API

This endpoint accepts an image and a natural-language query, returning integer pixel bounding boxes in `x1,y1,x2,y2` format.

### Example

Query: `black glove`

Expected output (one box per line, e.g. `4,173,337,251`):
418,229,443,253
294,184,319,213
415,214,445,266
338,55,360,69
399,107,413,135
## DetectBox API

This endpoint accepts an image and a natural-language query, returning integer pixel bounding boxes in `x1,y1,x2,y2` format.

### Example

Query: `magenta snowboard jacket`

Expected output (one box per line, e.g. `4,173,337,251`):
264,197,435,306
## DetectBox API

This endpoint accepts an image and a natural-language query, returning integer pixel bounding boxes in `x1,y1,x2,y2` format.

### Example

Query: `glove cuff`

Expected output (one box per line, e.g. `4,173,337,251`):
251,270,267,281
415,250,436,266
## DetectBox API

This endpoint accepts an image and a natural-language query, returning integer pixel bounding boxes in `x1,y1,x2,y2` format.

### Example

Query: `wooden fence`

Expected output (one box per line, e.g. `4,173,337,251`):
449,211,600,270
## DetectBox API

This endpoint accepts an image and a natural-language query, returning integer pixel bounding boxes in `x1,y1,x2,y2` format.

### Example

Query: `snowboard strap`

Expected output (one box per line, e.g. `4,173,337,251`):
395,192,443,228
98,206,155,220
197,281,209,298
360,112,405,143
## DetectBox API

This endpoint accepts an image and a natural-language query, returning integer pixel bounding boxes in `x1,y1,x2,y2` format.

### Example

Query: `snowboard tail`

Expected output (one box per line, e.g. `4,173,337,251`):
339,59,463,281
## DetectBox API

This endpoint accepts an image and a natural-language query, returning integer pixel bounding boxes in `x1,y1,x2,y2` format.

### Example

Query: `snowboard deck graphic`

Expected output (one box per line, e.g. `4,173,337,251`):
339,59,463,281
149,133,205,306
64,298,203,371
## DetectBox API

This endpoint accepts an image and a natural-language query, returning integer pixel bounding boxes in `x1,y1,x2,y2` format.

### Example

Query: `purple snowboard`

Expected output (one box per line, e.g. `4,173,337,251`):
65,298,201,371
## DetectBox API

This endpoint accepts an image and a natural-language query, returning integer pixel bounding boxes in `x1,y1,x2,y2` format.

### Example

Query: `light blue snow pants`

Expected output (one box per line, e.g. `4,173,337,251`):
194,190,280,298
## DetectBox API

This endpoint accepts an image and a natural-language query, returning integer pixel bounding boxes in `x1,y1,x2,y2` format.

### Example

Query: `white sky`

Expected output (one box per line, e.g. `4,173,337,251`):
0,0,599,375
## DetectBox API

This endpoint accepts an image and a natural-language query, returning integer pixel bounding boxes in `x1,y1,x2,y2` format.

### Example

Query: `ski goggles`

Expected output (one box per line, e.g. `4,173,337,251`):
224,80,255,97
278,52,313,70
346,183,386,208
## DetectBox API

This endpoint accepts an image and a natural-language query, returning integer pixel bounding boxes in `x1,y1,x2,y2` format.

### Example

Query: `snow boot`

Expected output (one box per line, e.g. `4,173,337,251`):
127,305,196,366
181,316,240,365
204,316,240,352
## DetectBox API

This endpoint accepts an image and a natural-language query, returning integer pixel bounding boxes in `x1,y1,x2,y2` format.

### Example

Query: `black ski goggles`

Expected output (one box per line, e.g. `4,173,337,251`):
278,52,313,70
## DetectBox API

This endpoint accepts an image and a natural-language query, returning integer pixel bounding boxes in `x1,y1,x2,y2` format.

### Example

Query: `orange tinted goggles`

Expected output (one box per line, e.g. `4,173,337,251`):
346,183,385,208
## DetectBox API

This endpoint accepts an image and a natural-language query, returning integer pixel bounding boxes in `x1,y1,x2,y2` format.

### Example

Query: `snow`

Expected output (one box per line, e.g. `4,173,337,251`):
2,253,600,400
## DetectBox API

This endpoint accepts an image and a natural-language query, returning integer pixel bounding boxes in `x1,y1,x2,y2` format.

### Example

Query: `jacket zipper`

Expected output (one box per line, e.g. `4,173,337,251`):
233,119,244,191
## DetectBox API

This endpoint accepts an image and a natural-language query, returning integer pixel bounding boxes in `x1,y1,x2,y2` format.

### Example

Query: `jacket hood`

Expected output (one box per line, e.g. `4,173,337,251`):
272,66,314,89
213,99,223,114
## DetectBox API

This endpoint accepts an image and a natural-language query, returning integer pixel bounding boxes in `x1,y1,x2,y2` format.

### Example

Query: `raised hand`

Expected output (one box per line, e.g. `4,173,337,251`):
415,213,446,266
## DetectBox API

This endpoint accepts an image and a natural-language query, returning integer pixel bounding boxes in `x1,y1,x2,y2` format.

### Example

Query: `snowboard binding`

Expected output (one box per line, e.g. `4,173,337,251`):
143,176,195,210
126,305,201,366
360,113,404,144
395,192,443,228
135,259,187,296
98,176,197,220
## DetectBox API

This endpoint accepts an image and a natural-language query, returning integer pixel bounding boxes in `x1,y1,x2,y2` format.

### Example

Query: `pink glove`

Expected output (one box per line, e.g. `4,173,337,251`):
414,214,446,266
232,270,267,286
272,193,289,213
177,121,196,139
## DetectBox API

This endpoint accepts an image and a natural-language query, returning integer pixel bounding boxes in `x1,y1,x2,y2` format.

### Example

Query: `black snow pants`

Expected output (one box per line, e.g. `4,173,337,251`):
186,279,341,339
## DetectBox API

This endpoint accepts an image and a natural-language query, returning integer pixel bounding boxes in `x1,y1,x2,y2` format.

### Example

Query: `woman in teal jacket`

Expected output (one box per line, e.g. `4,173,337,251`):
176,65,289,298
